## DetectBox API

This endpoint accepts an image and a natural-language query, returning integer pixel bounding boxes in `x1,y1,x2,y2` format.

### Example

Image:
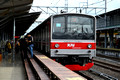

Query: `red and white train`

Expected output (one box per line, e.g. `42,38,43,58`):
31,13,96,71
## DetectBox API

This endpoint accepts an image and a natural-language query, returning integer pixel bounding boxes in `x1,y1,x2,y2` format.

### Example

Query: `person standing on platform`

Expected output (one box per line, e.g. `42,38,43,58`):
5,41,12,55
27,33,34,58
15,39,20,54
19,36,28,60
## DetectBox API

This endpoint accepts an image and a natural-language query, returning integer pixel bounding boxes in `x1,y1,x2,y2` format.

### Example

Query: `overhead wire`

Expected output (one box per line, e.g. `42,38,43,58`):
99,0,113,6
51,0,61,7
80,0,114,14
80,0,104,11
95,0,114,14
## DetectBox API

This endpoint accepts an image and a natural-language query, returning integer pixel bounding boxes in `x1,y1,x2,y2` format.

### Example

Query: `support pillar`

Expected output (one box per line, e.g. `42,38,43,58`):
104,31,107,48
109,29,114,48
13,18,16,61
97,31,101,47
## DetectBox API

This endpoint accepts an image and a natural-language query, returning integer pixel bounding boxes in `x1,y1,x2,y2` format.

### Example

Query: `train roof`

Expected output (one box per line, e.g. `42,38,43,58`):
51,13,95,18
41,13,95,25
30,13,95,33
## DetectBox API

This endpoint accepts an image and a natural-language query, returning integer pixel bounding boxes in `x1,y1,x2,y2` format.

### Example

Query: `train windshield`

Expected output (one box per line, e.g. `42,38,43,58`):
52,15,95,40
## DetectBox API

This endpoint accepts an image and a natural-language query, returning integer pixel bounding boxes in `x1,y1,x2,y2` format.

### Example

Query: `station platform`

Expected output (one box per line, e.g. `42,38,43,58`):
0,53,25,80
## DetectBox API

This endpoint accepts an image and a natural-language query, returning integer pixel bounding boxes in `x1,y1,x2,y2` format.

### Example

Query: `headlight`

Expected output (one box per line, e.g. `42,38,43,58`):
88,44,92,48
55,44,59,48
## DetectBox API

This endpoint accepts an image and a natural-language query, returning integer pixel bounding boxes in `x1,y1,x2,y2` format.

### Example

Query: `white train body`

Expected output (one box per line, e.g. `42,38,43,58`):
31,13,96,70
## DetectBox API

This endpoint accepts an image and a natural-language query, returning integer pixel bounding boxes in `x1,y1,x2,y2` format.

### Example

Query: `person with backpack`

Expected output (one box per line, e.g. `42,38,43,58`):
27,33,34,58
5,41,12,54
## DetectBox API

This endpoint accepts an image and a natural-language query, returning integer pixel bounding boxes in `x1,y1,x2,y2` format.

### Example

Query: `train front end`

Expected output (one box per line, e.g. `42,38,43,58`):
50,13,96,71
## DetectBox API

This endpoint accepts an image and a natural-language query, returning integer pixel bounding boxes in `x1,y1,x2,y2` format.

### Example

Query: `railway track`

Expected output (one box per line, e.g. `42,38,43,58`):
96,54,120,62
88,68,118,80
22,50,90,80
93,58,120,73
76,68,118,80
75,56,120,80
95,56,120,65
91,56,120,80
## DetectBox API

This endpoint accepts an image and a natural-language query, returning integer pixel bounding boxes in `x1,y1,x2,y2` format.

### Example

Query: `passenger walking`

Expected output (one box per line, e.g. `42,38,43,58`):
27,33,34,58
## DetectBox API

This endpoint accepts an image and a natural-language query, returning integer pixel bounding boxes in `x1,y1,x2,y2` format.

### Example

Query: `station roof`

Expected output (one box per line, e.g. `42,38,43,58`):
0,0,41,36
96,8,120,17
96,8,120,31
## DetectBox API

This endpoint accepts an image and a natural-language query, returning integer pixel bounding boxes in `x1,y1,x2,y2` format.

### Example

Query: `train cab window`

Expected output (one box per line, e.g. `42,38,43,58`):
53,16,65,33
52,16,66,39
52,15,95,40
67,16,94,34
67,16,95,39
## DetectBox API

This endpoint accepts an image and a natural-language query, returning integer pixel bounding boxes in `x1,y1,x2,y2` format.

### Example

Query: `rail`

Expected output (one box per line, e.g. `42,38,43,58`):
97,47,120,59
89,69,118,80
93,59,120,72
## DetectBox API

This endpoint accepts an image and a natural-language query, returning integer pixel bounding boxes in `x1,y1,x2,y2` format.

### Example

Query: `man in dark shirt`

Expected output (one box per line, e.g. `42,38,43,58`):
19,36,28,59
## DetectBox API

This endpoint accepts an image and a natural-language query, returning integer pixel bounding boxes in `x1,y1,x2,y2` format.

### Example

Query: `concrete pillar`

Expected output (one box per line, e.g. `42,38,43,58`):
108,29,114,48
104,31,107,48
97,31,101,47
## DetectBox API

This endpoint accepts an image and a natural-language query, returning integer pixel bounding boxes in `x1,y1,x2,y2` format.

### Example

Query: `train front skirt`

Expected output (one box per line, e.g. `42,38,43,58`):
65,62,94,71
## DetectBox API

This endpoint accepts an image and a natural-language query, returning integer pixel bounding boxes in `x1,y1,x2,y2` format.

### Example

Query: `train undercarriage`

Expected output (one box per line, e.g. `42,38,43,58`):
52,56,94,71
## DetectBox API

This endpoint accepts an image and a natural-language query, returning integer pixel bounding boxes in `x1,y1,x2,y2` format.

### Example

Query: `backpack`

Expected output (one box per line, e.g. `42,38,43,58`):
7,43,11,49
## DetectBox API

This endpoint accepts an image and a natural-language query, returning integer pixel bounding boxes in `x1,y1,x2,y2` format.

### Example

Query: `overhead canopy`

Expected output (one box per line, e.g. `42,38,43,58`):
0,0,41,36
0,0,33,17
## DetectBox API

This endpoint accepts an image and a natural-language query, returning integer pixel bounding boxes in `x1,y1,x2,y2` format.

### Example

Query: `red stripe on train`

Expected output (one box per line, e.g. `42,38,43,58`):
51,42,96,49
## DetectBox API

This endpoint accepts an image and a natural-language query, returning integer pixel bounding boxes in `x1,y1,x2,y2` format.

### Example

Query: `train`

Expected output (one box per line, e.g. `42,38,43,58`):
30,13,96,71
